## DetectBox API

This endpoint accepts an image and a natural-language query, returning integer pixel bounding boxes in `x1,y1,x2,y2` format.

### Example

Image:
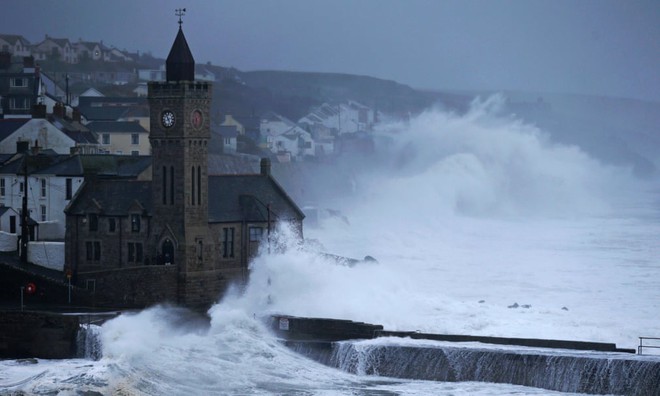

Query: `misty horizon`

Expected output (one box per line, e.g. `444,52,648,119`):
3,0,659,103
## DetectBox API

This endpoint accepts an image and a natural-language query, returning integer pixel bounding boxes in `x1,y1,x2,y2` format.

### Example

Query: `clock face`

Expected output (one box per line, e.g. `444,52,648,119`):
161,111,175,128
191,110,203,129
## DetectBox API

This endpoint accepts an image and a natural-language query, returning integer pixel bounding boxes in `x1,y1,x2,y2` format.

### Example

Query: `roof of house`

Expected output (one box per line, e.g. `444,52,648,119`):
86,121,147,133
0,34,30,45
77,97,147,121
65,179,152,216
66,170,304,224
231,115,261,130
215,125,238,138
49,117,99,144
208,174,304,223
0,206,18,217
0,119,30,141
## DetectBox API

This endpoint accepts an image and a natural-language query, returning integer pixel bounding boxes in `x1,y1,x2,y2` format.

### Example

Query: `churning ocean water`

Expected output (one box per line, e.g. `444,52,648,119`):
2,97,659,395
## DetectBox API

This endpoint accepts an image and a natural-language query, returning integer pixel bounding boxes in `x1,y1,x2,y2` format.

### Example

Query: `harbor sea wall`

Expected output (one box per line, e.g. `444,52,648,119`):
272,315,660,396
0,311,80,359
285,340,660,396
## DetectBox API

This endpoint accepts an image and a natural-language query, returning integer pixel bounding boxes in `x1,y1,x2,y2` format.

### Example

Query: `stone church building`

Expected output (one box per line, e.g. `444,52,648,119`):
64,24,304,310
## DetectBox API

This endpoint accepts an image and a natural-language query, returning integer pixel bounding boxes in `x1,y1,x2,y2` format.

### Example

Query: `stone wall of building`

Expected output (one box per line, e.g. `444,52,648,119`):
77,265,178,308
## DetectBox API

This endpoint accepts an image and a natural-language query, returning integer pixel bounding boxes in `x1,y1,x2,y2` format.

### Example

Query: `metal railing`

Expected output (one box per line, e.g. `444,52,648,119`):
638,337,660,355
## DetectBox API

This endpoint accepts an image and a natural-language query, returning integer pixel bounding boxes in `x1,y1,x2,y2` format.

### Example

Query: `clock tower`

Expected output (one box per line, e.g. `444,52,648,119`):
147,15,216,306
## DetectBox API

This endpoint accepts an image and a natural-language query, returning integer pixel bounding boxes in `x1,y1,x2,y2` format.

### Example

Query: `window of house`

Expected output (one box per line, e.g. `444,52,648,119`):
131,150,139,156
88,214,98,231
131,214,140,232
86,241,101,261
128,242,143,263
19,182,24,194
224,138,231,145
94,241,101,261
9,98,29,110
10,78,27,88
108,217,116,233
40,179,46,197
40,205,46,221
223,227,235,258
249,227,263,242
131,133,139,145
0,179,5,197
102,133,110,145
65,178,72,200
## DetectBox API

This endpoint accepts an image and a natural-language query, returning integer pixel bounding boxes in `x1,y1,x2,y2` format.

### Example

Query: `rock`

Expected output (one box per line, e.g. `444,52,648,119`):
561,306,569,311
521,304,531,309
478,300,485,304
508,303,519,309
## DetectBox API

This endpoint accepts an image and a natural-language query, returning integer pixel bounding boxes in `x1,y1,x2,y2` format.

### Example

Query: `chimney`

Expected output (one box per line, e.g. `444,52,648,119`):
31,103,47,118
53,102,64,118
72,107,82,122
23,56,34,69
260,157,271,177
31,140,40,155
0,52,11,70
16,141,29,154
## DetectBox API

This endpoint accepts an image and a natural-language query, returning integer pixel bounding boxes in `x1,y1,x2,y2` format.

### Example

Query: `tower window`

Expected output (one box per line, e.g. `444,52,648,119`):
191,166,195,206
162,166,167,204
197,165,201,205
170,166,174,205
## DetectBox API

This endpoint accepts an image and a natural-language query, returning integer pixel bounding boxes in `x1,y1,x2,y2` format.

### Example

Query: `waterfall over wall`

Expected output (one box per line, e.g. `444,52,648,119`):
286,340,660,395
76,324,102,360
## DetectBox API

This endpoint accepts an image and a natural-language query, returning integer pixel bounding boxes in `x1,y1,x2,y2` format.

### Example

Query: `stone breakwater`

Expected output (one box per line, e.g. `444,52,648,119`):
271,315,660,396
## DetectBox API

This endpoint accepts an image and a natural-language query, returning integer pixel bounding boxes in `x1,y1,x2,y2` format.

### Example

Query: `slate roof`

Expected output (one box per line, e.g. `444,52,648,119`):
215,125,238,138
166,27,195,82
208,175,304,223
65,179,152,216
0,153,66,175
77,97,147,122
0,206,15,217
49,117,98,144
0,119,30,141
87,121,147,133
0,34,30,46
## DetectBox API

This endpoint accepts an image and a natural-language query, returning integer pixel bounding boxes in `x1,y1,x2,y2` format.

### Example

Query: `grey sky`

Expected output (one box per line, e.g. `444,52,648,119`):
4,0,660,102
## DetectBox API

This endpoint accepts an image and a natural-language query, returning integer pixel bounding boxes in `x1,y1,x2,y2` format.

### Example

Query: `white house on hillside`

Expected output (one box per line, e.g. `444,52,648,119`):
0,118,79,155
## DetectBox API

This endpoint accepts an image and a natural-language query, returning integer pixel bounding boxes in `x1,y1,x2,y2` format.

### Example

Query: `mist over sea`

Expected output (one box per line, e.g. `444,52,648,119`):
2,96,659,395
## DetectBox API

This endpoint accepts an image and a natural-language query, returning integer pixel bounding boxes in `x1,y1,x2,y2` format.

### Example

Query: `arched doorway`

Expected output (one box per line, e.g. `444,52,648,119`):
161,238,174,265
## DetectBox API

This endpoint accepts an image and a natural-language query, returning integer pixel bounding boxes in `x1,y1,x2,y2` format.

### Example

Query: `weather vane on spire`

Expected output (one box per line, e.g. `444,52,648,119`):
175,8,186,27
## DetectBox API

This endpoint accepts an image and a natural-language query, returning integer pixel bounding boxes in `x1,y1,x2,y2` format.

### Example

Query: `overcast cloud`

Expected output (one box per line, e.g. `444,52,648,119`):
4,0,659,102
